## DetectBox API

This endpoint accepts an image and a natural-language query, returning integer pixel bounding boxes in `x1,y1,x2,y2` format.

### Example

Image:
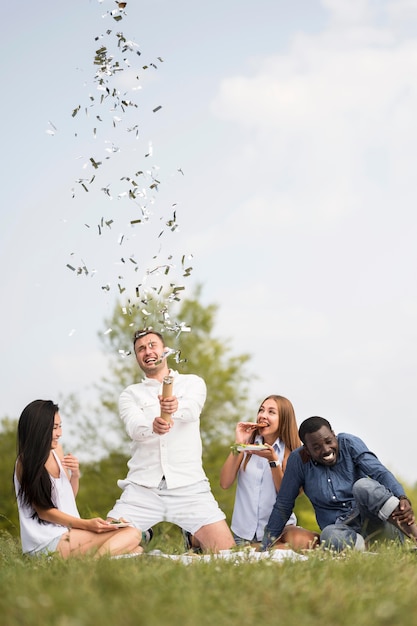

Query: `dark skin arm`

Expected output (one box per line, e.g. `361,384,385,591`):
391,497,415,526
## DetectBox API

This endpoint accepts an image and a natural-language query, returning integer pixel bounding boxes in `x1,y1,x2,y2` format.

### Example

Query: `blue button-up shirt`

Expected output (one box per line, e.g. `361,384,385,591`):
261,433,405,549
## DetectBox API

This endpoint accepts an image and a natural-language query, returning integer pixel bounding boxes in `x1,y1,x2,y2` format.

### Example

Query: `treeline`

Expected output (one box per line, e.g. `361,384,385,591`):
8,287,407,545
0,414,318,542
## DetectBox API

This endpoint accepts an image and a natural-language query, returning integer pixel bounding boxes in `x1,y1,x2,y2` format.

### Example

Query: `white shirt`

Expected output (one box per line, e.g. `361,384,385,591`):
231,436,297,541
118,369,208,489
15,451,80,554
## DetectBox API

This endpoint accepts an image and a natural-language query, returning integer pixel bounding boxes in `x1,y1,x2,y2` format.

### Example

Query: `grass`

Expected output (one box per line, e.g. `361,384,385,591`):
2,530,417,626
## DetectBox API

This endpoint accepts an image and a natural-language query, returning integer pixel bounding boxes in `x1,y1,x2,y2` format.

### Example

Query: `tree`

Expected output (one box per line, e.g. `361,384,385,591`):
0,418,19,535
67,285,254,534
96,285,253,446
0,287,332,541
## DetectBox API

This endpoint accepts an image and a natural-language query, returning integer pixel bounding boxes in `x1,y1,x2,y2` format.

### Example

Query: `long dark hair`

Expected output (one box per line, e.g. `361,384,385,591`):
16,399,59,519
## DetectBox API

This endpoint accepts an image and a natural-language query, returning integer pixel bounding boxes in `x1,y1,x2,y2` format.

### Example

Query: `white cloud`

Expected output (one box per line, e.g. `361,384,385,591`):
386,0,417,22
321,0,377,24
205,0,417,255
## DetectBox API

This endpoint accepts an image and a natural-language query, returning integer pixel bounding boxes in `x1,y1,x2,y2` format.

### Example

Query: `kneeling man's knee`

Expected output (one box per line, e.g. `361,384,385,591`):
320,524,363,552
352,477,370,500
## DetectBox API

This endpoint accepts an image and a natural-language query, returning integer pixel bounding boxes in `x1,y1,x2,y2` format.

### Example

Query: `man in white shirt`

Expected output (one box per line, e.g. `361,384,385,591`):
107,329,235,552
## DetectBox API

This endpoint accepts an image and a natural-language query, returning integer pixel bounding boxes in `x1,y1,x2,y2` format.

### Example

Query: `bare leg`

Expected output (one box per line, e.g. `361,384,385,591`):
278,525,320,551
194,520,235,552
56,526,142,559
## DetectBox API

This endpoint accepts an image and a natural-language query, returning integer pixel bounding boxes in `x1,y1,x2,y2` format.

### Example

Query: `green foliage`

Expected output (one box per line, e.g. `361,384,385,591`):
75,451,130,518
294,492,320,532
96,285,253,446
89,286,256,540
203,441,237,526
3,285,417,551
0,418,19,535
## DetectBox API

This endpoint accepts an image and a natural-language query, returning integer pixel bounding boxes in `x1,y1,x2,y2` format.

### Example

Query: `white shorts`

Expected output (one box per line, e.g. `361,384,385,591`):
28,533,64,557
107,479,226,534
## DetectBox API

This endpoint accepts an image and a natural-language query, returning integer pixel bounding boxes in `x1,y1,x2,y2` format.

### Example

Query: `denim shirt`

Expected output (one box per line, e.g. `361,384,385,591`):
261,433,405,549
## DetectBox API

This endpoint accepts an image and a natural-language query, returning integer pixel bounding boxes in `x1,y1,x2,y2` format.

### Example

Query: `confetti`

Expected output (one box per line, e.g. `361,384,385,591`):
61,1,195,344
46,120,57,136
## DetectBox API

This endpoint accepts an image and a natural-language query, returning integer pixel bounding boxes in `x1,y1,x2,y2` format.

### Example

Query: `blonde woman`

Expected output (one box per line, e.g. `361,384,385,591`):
220,395,318,550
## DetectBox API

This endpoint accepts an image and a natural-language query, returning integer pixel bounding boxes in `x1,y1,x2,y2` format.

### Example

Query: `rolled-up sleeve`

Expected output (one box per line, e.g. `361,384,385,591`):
174,374,206,422
346,435,405,497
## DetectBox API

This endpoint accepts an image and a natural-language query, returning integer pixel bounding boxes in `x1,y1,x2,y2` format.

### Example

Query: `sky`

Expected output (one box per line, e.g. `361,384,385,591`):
2,0,417,483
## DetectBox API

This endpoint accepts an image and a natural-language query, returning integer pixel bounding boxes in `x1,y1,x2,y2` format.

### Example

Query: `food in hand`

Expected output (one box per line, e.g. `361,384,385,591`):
230,443,269,455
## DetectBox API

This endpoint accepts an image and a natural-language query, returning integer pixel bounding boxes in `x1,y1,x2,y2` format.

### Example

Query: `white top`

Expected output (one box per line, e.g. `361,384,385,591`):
118,369,208,489
231,436,297,541
14,450,80,554
118,370,207,489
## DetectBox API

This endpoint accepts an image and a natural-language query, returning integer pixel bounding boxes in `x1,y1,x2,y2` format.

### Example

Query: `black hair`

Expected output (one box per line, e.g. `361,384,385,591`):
298,416,333,444
16,399,60,520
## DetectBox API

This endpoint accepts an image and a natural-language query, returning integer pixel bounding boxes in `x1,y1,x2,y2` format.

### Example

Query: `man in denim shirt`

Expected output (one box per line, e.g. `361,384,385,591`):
261,416,417,551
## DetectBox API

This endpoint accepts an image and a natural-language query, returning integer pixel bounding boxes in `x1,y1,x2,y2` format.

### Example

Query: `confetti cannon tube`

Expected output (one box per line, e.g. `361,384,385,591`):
160,375,174,423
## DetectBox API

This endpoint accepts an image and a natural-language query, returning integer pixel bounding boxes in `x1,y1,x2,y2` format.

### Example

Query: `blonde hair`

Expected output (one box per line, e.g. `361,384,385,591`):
243,395,300,470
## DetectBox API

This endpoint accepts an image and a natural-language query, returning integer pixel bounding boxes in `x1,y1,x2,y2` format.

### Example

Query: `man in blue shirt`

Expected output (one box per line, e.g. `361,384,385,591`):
261,416,417,551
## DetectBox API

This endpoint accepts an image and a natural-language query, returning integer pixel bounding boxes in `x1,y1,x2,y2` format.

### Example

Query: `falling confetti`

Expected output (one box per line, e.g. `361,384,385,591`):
60,0,195,349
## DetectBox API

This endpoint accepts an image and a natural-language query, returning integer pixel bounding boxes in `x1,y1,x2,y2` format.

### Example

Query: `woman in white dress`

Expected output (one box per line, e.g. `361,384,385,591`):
14,399,143,558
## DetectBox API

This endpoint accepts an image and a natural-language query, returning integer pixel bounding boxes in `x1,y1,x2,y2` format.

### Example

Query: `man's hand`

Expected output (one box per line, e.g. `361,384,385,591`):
159,394,178,415
391,497,415,526
152,416,173,435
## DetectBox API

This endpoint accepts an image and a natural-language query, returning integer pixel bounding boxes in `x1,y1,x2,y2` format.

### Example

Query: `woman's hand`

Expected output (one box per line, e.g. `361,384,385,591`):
84,518,123,533
249,442,279,464
235,422,262,443
62,453,80,478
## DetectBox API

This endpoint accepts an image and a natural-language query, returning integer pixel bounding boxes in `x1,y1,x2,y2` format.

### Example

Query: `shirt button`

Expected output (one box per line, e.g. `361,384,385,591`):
332,496,336,499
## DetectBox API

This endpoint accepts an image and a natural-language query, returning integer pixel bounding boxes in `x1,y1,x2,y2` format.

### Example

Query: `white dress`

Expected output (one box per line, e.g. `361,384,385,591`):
14,450,80,554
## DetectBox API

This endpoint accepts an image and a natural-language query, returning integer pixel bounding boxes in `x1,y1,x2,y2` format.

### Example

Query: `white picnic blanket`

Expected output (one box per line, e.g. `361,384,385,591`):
143,548,308,564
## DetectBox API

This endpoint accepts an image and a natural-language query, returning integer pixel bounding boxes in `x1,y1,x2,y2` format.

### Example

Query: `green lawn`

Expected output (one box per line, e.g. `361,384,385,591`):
2,531,417,626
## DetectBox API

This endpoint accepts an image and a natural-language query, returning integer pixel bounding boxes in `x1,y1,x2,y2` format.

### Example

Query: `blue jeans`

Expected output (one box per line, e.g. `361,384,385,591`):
233,533,252,546
320,478,403,551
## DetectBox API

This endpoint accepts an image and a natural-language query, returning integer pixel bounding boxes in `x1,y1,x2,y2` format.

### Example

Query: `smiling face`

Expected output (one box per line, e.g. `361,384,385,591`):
51,412,62,449
257,397,280,437
303,425,339,466
134,332,168,378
